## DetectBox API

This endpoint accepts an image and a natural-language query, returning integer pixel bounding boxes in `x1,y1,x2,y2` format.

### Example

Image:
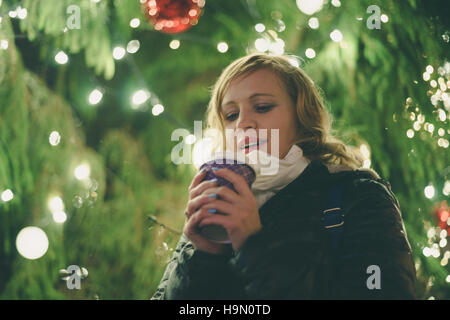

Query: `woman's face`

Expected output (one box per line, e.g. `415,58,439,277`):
220,68,299,159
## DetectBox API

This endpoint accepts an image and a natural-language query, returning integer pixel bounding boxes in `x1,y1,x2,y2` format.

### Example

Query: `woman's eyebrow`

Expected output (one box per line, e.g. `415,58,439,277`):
221,93,275,108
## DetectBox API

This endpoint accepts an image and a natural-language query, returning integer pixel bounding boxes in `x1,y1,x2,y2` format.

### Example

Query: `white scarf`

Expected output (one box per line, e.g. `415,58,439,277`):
248,144,311,208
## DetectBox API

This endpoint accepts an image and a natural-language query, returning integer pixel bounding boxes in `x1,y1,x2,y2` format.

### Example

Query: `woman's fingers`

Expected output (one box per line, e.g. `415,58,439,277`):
185,207,222,236
188,168,207,192
186,186,240,218
189,178,218,200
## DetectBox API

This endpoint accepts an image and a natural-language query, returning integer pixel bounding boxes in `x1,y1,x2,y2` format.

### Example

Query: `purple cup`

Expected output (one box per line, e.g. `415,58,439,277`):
198,159,256,243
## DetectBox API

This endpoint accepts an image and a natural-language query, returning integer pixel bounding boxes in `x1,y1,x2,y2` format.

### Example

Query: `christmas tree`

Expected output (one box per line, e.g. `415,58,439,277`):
0,0,449,299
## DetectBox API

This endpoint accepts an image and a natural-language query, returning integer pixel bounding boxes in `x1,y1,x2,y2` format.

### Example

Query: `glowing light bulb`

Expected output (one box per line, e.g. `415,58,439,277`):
48,196,64,213
426,65,434,74
331,0,341,7
49,131,61,146
406,129,414,138
130,18,140,28
380,14,388,23
255,23,265,33
169,40,180,49
112,46,126,60
152,104,164,116
255,38,269,52
127,40,140,54
55,51,68,64
424,185,435,199
1,189,14,202
305,48,316,59
74,164,91,180
0,39,8,50
330,29,343,42
308,17,319,29
296,0,324,15
217,42,228,53
16,227,49,260
53,211,67,223
88,89,103,105
132,90,150,106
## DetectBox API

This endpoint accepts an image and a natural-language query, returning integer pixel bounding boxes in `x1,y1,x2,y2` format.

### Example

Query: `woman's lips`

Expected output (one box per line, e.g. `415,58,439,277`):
238,139,267,154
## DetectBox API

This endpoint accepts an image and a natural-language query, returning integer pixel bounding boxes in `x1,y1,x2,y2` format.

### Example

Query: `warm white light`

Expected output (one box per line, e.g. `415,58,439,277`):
296,0,324,15
217,42,228,53
424,185,435,199
88,89,103,105
331,0,341,7
1,189,14,202
152,104,164,116
423,72,430,81
49,131,61,146
438,109,446,122
169,39,180,49
55,51,68,64
255,38,269,52
16,227,49,260
49,196,64,213
423,247,431,257
305,48,316,58
430,80,437,88
8,10,17,18
132,90,150,106
53,211,67,223
185,134,196,145
330,29,343,42
308,17,319,29
269,38,285,55
112,46,126,60
130,18,140,28
406,129,414,138
17,7,27,19
74,164,91,180
426,65,434,74
255,23,265,33
127,40,140,54
380,14,388,23
0,39,7,50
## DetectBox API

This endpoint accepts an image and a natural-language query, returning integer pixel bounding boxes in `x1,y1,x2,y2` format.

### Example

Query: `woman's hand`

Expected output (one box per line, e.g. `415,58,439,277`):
183,168,230,255
194,168,262,253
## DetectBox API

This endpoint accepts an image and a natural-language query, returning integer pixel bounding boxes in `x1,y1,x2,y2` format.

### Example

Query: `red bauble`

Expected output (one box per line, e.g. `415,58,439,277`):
435,201,450,233
142,0,205,34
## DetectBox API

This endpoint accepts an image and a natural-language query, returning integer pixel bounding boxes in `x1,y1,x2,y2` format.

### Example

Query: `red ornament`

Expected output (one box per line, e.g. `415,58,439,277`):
141,0,205,34
435,201,450,233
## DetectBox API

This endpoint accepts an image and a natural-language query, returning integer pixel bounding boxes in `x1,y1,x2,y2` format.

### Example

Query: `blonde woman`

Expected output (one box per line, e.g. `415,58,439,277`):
152,53,416,300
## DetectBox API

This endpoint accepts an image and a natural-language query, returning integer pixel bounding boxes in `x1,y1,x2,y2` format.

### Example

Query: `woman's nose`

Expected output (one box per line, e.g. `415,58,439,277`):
236,111,256,129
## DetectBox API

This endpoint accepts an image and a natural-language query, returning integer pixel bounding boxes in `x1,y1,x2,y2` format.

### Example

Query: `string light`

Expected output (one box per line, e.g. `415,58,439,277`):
126,40,140,54
55,51,69,64
406,129,414,138
380,14,388,23
16,227,49,260
330,29,343,42
424,185,435,199
1,189,14,202
88,89,103,105
0,39,8,50
308,17,319,29
331,0,341,7
255,23,265,33
217,42,228,53
112,46,126,60
130,18,140,28
254,38,269,52
305,48,316,58
169,40,180,50
74,164,91,180
152,104,164,116
49,131,61,146
53,211,67,223
296,0,324,15
132,89,150,106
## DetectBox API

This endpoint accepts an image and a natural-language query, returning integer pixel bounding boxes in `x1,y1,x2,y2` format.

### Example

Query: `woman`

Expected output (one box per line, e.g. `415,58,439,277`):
151,53,416,299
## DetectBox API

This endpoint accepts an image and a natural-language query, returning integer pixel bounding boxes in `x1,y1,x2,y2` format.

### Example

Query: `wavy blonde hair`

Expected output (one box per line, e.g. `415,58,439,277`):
205,52,363,170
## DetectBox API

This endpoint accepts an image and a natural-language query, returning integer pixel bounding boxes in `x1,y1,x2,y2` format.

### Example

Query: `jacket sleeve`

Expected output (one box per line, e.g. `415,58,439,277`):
328,178,417,299
151,233,245,300
228,178,417,299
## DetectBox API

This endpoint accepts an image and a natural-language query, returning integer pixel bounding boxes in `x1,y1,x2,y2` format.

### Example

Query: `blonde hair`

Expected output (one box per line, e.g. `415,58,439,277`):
205,52,363,170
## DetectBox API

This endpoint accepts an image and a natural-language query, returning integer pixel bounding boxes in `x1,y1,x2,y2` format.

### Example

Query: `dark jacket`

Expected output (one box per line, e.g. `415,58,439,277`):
151,159,416,299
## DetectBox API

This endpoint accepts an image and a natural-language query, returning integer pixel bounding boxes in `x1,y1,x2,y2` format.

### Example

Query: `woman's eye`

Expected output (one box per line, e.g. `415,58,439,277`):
225,112,239,121
255,105,274,113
